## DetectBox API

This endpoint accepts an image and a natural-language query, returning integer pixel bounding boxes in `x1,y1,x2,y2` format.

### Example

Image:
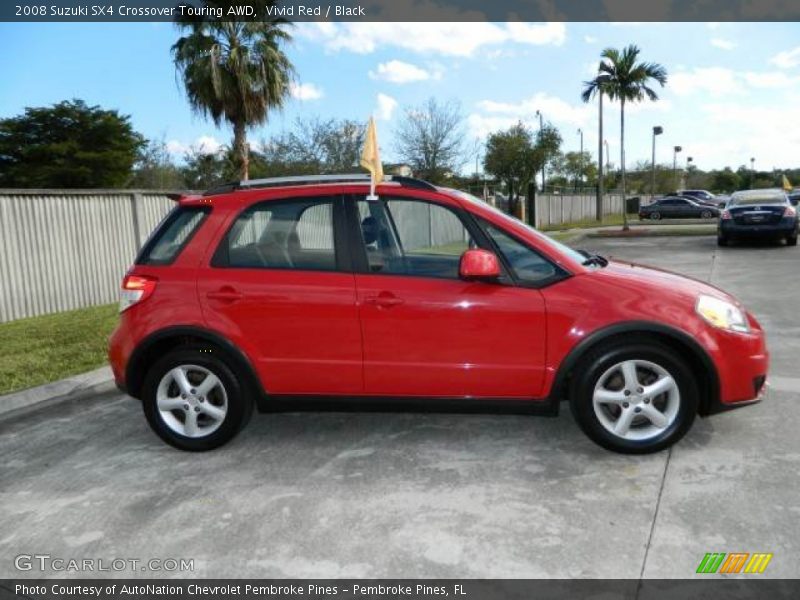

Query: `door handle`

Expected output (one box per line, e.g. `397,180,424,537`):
364,293,404,308
206,287,243,302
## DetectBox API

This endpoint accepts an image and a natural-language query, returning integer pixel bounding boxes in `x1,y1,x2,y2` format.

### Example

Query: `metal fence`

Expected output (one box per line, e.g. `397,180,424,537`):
0,190,174,323
533,193,654,229
0,188,654,323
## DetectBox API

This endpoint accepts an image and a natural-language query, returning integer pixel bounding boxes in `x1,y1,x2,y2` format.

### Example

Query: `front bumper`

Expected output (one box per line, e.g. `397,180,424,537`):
703,314,769,414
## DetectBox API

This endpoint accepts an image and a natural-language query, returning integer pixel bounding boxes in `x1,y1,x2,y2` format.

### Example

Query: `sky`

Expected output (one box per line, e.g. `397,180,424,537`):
1,21,799,173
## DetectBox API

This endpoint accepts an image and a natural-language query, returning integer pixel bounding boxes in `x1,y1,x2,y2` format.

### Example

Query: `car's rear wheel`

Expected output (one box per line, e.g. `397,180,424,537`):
717,234,728,246
569,340,698,454
142,347,253,451
649,212,661,221
787,233,798,246
701,210,713,219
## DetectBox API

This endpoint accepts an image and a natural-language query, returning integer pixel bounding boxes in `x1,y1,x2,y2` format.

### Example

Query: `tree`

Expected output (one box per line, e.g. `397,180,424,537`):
553,151,597,189
130,137,184,189
172,3,294,181
0,99,144,188
180,146,223,189
394,98,466,183
582,45,667,229
261,117,366,174
483,121,562,218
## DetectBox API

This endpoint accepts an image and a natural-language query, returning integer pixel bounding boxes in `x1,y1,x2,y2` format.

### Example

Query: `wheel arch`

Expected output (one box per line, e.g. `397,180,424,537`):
550,321,720,416
126,326,265,403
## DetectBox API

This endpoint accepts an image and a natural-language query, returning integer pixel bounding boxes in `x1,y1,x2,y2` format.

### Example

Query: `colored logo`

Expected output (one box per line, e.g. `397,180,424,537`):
696,552,773,574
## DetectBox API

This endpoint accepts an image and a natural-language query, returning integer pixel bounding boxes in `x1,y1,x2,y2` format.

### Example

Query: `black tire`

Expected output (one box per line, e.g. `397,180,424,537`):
717,234,728,246
569,339,698,454
141,346,254,451
701,210,713,219
649,212,661,221
787,234,798,247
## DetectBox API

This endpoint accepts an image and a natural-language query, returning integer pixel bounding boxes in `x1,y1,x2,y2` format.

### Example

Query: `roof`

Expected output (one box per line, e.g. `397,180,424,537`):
202,173,437,197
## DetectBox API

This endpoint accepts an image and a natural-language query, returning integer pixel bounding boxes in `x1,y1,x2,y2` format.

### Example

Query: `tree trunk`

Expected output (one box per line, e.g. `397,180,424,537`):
233,120,249,181
620,98,628,231
596,91,604,222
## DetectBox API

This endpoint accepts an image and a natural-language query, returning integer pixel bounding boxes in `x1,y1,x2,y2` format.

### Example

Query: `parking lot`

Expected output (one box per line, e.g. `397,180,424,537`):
1,235,798,579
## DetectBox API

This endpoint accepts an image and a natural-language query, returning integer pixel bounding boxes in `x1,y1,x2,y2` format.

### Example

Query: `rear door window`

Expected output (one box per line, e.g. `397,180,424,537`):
136,206,210,265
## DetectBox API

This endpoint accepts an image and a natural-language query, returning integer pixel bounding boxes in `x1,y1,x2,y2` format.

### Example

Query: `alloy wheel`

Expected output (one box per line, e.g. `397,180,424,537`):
592,359,680,441
156,364,228,438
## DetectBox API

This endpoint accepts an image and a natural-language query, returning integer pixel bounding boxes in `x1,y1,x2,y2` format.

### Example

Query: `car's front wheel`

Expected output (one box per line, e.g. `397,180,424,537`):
701,210,713,219
569,340,698,454
142,347,253,451
649,212,661,221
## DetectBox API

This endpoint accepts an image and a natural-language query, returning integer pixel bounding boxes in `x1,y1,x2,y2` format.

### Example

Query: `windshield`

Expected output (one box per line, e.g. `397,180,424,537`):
444,189,589,266
730,192,787,206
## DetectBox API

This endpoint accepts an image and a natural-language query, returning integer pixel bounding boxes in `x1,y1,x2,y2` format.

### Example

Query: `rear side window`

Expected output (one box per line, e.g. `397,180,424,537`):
213,197,337,271
137,206,210,266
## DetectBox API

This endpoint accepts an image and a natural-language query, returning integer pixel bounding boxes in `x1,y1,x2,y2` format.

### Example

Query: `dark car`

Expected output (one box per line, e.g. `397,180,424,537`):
788,190,800,207
677,190,725,208
639,196,720,220
718,189,798,246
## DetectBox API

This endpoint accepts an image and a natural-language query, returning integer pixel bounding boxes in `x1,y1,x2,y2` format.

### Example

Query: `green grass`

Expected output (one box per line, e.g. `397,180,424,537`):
538,213,627,232
0,303,119,396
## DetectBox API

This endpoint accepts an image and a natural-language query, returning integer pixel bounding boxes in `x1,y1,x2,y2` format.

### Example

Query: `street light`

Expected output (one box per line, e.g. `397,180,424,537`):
673,145,683,189
686,156,693,188
535,109,545,192
604,139,610,174
577,128,584,190
651,126,663,195
750,157,756,188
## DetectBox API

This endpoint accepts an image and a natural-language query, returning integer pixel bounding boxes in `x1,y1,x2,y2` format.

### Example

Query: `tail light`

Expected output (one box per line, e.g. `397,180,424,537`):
120,274,157,313
721,210,732,220
784,206,797,217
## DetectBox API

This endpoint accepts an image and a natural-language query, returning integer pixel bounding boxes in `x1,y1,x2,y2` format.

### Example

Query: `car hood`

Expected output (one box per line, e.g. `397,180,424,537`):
592,259,738,306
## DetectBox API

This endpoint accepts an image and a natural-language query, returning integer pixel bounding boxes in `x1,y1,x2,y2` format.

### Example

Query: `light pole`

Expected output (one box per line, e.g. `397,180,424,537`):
577,128,584,191
651,126,663,195
673,145,682,189
535,109,545,192
750,157,756,188
604,139,610,175
686,156,693,188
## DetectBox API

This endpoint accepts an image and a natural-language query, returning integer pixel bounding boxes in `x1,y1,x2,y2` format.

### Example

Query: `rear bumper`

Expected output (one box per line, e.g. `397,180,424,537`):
719,217,798,237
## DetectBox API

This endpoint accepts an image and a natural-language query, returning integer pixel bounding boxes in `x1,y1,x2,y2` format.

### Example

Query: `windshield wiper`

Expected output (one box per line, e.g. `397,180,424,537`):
578,249,608,267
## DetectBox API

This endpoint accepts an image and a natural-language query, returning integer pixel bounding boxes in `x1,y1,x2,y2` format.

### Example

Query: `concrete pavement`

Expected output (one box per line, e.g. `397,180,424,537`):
1,235,797,579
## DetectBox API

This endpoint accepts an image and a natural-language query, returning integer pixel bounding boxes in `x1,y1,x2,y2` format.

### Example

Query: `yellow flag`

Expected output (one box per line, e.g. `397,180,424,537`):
783,174,792,191
360,117,383,197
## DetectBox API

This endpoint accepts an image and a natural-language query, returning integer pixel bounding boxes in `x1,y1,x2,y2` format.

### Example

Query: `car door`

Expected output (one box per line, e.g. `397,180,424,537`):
197,195,363,395
349,194,549,399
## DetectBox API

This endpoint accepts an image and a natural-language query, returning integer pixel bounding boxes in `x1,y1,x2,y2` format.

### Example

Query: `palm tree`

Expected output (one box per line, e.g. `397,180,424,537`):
581,45,667,230
173,4,294,181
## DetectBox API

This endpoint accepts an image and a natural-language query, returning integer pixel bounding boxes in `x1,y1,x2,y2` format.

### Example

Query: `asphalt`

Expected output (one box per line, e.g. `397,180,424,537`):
1,235,798,579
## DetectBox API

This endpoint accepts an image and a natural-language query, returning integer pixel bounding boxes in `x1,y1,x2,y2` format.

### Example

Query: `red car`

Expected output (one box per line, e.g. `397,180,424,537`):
108,174,769,454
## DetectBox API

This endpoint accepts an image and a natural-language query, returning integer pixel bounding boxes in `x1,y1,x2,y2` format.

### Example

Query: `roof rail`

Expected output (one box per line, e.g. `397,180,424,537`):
202,173,437,196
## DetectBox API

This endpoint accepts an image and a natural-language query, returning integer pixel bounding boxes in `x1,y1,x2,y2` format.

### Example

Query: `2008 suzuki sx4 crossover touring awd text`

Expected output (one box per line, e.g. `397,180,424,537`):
109,174,769,454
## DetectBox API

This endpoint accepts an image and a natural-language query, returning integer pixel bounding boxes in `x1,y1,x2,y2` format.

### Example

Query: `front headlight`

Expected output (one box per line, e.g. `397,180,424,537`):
695,294,750,333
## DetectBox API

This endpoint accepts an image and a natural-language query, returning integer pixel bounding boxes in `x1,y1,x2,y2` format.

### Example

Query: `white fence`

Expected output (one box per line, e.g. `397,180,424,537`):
0,190,174,323
532,193,654,229
0,189,655,323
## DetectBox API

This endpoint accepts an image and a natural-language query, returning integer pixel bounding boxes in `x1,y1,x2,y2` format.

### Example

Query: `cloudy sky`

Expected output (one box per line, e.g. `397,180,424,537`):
1,21,799,173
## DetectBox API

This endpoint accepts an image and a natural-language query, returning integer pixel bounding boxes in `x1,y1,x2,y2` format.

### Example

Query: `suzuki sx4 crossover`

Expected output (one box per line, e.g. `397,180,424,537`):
109,175,769,454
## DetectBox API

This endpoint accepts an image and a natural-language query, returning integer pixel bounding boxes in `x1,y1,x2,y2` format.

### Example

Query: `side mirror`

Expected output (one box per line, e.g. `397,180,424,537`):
459,249,501,281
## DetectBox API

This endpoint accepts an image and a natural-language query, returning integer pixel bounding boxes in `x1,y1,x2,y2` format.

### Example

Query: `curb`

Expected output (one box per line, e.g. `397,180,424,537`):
0,366,115,420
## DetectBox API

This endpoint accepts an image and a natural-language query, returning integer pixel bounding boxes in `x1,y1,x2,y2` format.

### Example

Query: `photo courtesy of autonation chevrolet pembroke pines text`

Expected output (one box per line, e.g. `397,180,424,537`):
1,1,799,598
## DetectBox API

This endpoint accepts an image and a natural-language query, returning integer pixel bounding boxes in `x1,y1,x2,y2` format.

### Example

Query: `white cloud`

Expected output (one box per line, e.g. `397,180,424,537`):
584,35,598,43
710,38,736,51
670,66,800,96
770,46,800,69
476,92,592,127
375,93,398,121
296,22,565,58
289,82,323,101
166,135,223,157
369,60,439,84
